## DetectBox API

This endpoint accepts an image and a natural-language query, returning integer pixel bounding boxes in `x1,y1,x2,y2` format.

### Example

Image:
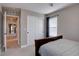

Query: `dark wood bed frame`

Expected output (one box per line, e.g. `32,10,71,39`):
35,35,63,56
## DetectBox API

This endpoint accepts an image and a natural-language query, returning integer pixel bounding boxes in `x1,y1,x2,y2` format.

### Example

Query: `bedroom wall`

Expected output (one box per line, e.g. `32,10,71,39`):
20,9,45,47
46,4,79,42
0,12,1,55
0,6,1,44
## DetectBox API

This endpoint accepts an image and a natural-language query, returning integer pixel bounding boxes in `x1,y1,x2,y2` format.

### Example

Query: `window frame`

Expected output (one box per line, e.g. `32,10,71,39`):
46,16,58,37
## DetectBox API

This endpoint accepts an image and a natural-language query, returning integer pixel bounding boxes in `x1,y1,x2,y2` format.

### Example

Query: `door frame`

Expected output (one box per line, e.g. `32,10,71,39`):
3,12,20,50
6,15,20,45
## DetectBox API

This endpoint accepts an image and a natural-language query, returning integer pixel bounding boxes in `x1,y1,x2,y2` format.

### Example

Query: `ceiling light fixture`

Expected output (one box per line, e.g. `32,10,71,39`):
50,3,53,7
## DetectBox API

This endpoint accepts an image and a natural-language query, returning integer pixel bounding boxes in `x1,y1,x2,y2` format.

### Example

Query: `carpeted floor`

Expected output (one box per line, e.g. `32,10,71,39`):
1,45,35,56
0,49,1,56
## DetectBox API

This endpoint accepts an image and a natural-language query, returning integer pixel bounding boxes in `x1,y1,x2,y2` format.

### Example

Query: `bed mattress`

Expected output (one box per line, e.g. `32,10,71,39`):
39,39,79,56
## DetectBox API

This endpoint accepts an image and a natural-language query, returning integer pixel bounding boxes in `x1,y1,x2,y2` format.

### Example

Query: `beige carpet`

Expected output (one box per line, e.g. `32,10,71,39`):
0,50,1,56
1,45,35,56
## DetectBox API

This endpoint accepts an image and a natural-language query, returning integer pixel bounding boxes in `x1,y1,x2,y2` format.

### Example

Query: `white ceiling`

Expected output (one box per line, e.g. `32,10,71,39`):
0,3,72,14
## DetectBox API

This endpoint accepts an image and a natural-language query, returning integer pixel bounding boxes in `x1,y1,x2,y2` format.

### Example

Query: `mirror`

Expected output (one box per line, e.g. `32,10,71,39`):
9,24,16,35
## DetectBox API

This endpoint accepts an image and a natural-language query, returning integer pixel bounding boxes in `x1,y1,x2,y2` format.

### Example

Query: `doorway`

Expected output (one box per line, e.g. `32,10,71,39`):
3,14,20,49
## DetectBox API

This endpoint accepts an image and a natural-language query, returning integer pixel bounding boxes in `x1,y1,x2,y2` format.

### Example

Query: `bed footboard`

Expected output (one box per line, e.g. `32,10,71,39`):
35,35,63,56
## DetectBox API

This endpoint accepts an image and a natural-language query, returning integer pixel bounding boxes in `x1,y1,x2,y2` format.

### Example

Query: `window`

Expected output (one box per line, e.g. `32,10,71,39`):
49,16,57,37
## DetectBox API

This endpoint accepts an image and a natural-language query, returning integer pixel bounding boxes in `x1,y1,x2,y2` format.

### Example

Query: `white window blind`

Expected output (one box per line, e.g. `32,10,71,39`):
49,16,57,37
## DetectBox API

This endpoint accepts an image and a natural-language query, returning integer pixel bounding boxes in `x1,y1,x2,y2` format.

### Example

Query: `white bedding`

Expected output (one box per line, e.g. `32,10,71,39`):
39,39,79,56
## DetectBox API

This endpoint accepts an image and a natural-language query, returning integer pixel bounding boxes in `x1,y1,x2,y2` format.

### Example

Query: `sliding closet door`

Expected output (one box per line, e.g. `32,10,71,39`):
27,16,44,46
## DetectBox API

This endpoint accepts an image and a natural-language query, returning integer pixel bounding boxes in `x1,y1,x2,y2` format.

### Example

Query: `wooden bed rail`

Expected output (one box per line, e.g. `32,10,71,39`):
35,35,63,56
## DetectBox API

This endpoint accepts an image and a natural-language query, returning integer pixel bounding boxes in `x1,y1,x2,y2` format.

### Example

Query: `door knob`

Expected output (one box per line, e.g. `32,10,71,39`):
27,32,29,33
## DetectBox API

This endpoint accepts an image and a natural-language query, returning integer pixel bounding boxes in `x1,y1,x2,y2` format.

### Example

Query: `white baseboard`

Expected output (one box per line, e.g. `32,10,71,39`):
21,45,27,48
21,44,34,48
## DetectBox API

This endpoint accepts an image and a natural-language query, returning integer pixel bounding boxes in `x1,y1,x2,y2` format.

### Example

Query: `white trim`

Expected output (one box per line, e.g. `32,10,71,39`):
21,45,27,48
6,15,19,18
3,11,7,51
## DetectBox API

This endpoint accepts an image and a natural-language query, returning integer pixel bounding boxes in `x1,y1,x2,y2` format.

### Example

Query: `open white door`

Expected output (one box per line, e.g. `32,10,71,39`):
3,12,7,51
27,16,44,46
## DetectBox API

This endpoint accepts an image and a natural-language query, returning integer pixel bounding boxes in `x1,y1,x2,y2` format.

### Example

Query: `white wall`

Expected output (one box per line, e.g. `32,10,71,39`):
0,13,1,44
0,6,2,12
20,9,45,47
0,5,2,41
0,12,1,49
46,4,79,42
